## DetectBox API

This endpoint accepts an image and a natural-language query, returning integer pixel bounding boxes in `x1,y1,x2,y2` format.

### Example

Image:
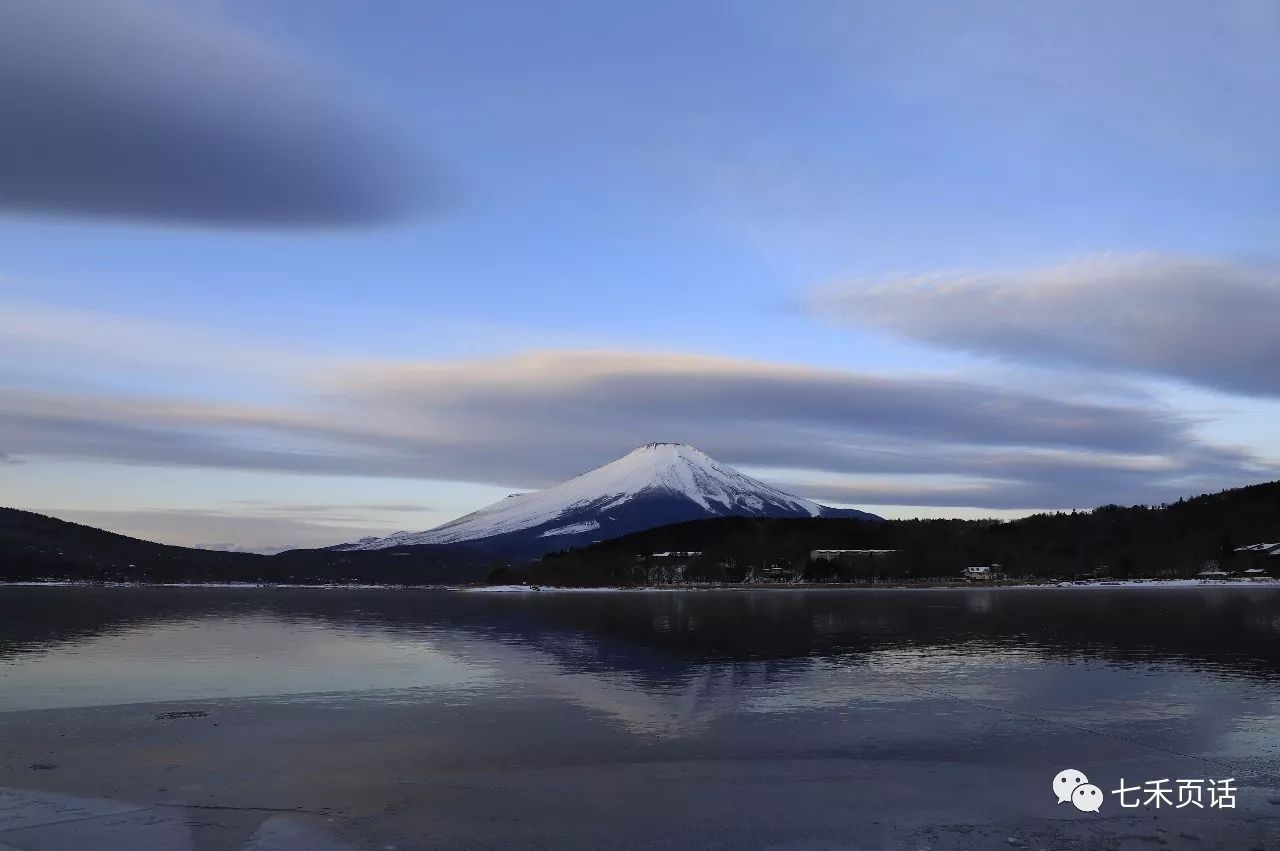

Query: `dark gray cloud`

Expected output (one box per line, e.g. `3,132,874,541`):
0,0,425,226
1,351,1269,511
811,254,1280,397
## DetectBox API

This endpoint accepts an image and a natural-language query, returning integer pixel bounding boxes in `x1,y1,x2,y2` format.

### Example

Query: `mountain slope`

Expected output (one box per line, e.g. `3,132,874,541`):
335,443,881,558
0,507,260,579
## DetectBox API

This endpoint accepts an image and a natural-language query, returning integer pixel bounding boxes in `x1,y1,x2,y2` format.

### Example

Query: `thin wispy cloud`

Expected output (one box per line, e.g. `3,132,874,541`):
0,345,1268,511
811,254,1280,397
0,301,322,383
49,507,394,554
777,442,1257,510
227,501,432,517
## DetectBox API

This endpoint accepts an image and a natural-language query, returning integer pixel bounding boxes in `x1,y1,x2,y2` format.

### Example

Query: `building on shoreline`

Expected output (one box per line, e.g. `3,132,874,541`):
1230,543,1280,577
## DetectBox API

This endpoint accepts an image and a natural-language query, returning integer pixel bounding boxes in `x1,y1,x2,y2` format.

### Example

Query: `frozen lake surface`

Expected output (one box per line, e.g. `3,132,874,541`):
2,586,1279,849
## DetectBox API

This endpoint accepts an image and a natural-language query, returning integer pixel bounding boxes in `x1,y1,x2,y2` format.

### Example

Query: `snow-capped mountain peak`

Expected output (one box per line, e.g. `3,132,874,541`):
547,442,822,515
334,443,877,556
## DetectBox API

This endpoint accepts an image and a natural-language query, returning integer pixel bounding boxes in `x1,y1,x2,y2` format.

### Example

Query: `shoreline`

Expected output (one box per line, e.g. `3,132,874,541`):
3,577,1276,592
474,577,1280,592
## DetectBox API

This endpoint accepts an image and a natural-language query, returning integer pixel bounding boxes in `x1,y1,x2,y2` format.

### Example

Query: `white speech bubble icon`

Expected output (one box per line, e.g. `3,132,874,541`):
1072,783,1104,813
1053,769,1088,804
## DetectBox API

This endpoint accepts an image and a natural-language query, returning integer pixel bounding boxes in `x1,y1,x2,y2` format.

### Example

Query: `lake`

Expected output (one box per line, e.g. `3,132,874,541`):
2,586,1279,849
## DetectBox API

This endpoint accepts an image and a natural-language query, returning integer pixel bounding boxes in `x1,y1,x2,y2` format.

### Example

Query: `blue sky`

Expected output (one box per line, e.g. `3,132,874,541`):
2,0,1279,551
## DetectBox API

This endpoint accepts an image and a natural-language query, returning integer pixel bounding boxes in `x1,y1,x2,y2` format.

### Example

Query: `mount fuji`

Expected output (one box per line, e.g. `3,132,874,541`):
334,443,881,559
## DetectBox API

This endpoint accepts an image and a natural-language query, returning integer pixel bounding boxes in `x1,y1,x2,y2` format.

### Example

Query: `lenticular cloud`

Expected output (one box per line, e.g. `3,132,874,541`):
0,0,425,226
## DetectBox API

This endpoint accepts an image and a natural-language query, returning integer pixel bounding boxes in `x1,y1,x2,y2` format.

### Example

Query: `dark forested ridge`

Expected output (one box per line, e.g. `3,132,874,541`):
0,508,498,584
521,480,1280,586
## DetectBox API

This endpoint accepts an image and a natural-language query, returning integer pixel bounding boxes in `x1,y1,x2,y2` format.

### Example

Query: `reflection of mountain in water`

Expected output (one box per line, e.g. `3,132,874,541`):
3,587,1280,734
5,587,1280,672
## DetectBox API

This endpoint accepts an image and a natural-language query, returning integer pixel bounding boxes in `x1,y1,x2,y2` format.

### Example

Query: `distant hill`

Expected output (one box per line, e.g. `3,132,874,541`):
331,443,880,559
0,508,497,585
6,479,1279,586
524,480,1280,585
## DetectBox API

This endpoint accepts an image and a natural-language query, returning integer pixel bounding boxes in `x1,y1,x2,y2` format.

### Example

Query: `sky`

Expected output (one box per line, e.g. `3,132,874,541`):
2,0,1279,552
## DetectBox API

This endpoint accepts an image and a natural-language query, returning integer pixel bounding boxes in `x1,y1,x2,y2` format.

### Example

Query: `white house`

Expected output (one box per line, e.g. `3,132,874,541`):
963,566,992,580
1234,542,1280,554
1231,543,1279,576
